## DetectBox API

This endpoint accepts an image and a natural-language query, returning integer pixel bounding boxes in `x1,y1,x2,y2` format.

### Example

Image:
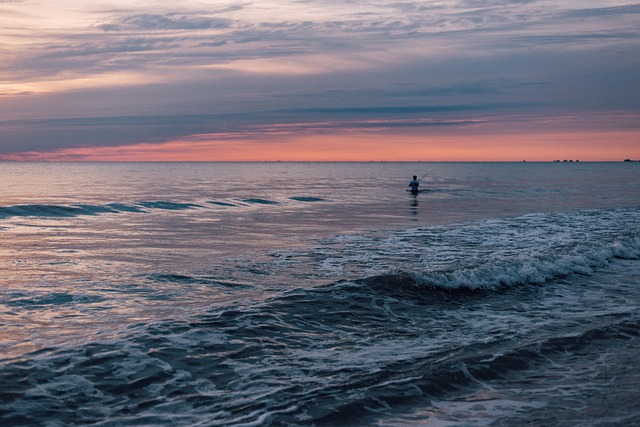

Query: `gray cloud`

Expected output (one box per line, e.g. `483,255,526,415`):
43,37,182,58
0,105,507,154
100,13,232,31
563,4,640,18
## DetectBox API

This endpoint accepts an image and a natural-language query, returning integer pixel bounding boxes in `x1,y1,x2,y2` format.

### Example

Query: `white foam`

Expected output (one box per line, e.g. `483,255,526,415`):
284,207,640,290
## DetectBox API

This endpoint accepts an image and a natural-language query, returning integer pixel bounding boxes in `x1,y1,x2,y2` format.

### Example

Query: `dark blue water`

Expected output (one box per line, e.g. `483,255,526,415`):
1,162,639,426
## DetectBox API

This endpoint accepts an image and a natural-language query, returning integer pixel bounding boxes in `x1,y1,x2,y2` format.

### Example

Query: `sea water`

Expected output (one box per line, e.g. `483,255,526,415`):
0,162,639,426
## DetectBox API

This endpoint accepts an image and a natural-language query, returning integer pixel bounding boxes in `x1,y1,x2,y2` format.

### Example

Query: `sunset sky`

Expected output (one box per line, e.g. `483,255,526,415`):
1,0,639,161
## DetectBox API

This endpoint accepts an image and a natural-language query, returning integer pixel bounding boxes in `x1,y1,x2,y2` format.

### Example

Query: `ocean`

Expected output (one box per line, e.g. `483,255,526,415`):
1,161,639,426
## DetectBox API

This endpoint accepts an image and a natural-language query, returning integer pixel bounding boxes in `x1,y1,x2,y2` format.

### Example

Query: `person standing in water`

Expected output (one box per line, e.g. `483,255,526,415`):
409,175,420,195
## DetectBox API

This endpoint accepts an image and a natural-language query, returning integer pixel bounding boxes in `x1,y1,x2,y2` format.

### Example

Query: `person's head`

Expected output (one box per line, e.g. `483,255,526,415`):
413,176,417,180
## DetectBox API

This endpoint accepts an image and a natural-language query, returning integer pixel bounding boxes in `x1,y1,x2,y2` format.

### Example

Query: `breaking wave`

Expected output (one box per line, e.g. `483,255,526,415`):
268,207,640,292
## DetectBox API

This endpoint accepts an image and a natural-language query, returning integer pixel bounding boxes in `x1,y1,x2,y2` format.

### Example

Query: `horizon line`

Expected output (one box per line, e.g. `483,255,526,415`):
0,160,635,164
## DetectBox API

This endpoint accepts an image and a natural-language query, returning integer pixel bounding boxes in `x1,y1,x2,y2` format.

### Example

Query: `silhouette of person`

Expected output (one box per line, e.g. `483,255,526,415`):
409,175,420,195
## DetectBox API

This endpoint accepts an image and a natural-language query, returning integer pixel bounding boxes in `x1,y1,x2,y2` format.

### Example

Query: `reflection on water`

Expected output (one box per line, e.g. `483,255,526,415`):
410,194,419,220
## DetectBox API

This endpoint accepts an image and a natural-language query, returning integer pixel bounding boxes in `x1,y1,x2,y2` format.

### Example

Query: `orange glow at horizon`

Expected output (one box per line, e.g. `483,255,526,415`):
2,130,639,162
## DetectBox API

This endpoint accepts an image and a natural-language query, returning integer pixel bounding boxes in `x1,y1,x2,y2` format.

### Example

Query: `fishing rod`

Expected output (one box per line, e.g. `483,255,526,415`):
417,170,435,181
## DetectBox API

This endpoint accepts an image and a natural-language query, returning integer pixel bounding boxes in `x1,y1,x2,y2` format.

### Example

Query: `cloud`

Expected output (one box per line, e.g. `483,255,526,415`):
274,103,534,119
0,100,517,155
0,115,213,154
100,13,232,32
563,4,640,19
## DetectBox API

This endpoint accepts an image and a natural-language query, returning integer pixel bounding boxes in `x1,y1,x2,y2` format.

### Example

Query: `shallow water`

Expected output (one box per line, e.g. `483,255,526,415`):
1,162,639,426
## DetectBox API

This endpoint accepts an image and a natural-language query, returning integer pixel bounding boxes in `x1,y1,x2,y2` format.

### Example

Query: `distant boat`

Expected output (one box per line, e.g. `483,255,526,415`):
624,159,639,162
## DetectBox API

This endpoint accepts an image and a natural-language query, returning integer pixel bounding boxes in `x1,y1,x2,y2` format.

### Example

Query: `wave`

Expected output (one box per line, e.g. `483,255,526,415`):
2,281,637,426
307,318,640,426
289,196,326,202
0,204,117,219
149,273,252,289
104,203,145,213
0,196,328,219
0,202,194,219
137,201,203,210
208,200,237,207
407,234,640,291
2,219,638,425
5,292,106,309
241,197,279,205
266,207,640,292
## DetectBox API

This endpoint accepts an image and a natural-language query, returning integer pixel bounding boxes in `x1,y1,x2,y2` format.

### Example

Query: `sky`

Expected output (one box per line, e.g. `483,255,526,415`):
1,0,639,162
